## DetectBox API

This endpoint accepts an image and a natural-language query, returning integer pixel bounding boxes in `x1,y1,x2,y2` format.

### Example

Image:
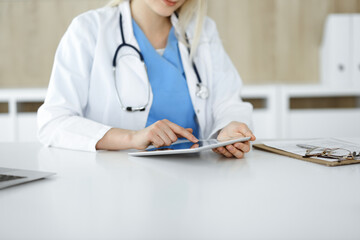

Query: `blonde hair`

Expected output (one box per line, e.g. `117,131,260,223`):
107,0,207,59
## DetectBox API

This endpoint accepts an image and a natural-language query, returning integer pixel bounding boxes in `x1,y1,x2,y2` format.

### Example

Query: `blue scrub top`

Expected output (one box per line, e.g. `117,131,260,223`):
132,20,199,138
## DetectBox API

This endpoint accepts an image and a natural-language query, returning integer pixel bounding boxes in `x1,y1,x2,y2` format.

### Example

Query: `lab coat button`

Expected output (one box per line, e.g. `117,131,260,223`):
197,109,200,114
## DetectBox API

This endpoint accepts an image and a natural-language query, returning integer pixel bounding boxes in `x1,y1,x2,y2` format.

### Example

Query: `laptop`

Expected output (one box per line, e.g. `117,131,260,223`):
0,167,55,190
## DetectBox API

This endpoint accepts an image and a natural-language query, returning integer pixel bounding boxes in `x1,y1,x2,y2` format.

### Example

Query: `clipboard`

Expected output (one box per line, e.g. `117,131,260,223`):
253,143,360,167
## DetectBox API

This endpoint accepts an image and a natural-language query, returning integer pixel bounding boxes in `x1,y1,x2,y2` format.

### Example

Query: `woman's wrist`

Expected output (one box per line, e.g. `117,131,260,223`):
96,128,136,150
126,129,137,149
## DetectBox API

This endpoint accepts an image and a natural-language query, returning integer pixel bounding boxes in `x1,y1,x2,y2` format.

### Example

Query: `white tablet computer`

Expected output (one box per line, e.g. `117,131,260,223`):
128,136,251,156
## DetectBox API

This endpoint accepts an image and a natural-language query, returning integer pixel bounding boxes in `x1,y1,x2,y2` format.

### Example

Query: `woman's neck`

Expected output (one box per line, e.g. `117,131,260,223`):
130,0,172,49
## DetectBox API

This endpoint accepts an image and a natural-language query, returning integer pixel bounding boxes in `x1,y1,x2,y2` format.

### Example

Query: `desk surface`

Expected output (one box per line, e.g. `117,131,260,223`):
0,142,359,240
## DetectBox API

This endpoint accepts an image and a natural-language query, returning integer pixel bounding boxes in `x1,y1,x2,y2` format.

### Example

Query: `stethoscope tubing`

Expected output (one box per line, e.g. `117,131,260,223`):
113,13,208,112
113,14,145,67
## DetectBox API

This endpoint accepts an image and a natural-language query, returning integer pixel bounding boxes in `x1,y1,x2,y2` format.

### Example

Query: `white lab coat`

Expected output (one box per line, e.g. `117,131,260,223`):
37,1,253,152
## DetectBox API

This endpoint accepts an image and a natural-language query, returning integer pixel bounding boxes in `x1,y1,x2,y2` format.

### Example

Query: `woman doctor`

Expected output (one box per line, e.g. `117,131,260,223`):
37,0,256,159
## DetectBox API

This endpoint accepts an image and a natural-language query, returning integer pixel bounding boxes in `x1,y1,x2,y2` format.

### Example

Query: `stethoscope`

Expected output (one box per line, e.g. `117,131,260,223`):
112,13,209,112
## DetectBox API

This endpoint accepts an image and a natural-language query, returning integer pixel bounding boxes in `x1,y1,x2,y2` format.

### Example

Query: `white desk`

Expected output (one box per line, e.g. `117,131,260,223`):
0,142,360,240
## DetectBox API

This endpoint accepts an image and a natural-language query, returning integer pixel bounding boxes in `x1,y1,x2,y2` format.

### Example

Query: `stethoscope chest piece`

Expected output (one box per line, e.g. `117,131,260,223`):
196,83,209,99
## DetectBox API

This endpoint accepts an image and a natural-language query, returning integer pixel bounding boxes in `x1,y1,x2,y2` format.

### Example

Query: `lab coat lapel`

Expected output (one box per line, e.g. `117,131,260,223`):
172,12,206,136
178,41,206,138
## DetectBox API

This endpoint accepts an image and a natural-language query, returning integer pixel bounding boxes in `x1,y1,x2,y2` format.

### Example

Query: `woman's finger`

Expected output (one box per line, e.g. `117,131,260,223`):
151,123,173,146
226,144,244,159
176,128,193,138
185,128,193,133
156,130,173,146
157,121,178,143
240,125,256,141
234,142,251,153
166,120,198,143
216,146,233,158
190,143,199,149
212,148,220,154
151,134,165,148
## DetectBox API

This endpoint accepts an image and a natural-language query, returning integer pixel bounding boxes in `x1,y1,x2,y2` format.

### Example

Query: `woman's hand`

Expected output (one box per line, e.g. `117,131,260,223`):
130,119,198,150
212,121,256,159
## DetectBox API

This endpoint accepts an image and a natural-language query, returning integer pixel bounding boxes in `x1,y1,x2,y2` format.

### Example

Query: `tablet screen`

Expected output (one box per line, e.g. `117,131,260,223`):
146,139,219,152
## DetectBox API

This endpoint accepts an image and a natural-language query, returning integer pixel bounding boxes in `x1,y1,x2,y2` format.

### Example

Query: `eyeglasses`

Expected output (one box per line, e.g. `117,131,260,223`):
302,147,360,161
